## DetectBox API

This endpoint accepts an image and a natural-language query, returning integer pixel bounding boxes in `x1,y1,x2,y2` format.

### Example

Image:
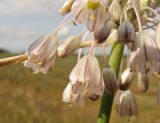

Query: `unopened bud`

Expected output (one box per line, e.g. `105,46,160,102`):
116,90,137,117
103,67,118,95
57,35,81,58
118,19,135,43
59,0,74,15
138,74,149,92
94,21,113,44
119,68,135,91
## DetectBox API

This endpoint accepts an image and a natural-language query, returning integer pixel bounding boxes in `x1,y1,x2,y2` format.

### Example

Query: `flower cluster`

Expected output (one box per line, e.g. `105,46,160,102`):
1,0,160,118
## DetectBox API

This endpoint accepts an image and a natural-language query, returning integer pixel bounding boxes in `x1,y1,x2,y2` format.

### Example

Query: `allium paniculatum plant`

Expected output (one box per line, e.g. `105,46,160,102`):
0,0,160,123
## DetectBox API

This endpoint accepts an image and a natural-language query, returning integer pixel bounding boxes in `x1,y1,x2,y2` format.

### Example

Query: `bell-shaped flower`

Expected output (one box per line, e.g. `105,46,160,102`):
72,0,111,31
119,68,135,91
129,32,160,75
116,90,137,117
69,53,104,96
57,35,82,58
103,67,118,95
118,19,135,43
138,74,149,92
24,32,59,74
62,82,85,105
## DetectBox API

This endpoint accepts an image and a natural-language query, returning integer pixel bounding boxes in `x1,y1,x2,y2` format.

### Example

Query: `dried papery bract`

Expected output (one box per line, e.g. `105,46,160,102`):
118,19,135,43
62,82,85,105
116,90,137,117
103,67,118,95
94,21,113,44
109,0,123,22
138,74,149,92
119,68,135,91
24,32,59,74
69,53,104,97
59,0,74,15
57,35,81,58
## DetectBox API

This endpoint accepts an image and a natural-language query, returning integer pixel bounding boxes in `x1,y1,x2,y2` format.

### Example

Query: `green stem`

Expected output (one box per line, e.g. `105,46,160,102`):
97,42,125,123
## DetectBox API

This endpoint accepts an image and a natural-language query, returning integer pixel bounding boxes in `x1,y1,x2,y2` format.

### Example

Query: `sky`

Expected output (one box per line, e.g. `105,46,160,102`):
0,0,68,53
0,0,156,54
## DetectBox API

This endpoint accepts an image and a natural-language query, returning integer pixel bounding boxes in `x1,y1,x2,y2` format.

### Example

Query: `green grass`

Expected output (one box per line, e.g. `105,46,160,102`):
0,53,160,123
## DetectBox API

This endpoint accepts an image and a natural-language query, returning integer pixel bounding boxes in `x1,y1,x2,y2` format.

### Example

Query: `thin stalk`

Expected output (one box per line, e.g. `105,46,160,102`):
97,42,125,123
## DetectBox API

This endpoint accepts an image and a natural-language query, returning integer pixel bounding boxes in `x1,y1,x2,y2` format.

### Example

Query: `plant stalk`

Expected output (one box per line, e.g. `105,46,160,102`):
97,42,125,123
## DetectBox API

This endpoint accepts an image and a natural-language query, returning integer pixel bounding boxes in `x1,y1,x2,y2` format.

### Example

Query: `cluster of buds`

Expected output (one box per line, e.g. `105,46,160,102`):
0,0,160,119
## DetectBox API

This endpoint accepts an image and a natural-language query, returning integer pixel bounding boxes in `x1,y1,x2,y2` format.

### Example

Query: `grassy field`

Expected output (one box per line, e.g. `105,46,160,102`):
0,52,160,123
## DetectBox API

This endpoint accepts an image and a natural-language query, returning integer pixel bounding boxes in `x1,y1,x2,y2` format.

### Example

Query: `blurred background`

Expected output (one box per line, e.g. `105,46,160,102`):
0,0,160,123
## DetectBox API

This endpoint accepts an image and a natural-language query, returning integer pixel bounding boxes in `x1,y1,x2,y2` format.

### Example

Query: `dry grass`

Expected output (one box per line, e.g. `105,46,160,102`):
0,52,160,123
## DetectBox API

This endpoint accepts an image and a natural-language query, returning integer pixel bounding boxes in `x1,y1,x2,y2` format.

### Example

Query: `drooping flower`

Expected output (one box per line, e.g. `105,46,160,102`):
138,74,149,92
69,53,104,97
72,0,111,31
24,32,59,74
103,67,118,95
118,19,135,43
62,82,85,105
116,90,137,117
129,32,160,75
119,68,135,91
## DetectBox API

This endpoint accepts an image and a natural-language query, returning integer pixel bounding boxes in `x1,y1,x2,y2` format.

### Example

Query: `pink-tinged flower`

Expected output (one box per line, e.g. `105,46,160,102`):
116,90,137,117
24,32,59,74
129,32,160,75
138,74,149,92
71,0,111,31
69,54,104,97
62,82,85,105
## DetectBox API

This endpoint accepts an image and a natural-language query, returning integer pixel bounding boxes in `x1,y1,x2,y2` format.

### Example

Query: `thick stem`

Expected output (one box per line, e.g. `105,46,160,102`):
97,42,124,123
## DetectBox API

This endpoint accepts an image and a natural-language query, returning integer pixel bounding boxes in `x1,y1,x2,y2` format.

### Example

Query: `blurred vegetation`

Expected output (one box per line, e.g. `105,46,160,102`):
0,52,160,123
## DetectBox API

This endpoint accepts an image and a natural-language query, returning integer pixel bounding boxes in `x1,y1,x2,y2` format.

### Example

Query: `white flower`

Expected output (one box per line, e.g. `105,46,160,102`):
116,90,137,117
71,0,110,31
24,32,59,74
69,54,104,96
62,82,85,105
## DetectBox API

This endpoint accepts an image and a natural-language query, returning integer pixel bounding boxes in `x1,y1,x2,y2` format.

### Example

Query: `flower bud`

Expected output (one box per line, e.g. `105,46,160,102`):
93,21,113,44
138,74,149,92
57,35,81,58
59,0,74,15
116,90,137,117
118,19,135,43
103,67,118,95
119,68,135,91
